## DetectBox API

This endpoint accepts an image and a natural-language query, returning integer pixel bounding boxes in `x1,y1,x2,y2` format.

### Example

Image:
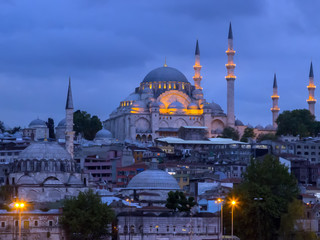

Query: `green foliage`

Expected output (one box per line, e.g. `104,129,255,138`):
0,121,5,133
221,127,240,140
276,109,317,137
240,127,255,142
257,133,277,142
228,155,299,240
46,118,55,139
60,189,115,240
279,199,319,240
7,126,21,134
73,110,102,140
0,185,14,202
166,191,196,212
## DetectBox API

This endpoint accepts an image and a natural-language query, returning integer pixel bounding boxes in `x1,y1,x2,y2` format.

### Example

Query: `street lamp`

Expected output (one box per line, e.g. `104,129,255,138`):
14,201,25,240
215,198,224,240
230,200,237,240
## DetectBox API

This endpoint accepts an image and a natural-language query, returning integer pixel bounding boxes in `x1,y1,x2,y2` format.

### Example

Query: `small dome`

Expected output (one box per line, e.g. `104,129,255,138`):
29,119,46,127
235,119,244,126
265,124,276,130
255,124,264,130
150,101,160,108
247,123,254,128
58,118,66,127
95,129,112,140
168,101,184,109
127,165,180,190
188,102,198,109
143,66,189,83
18,142,71,161
203,102,212,109
125,92,140,101
211,102,223,112
132,101,147,109
158,102,165,109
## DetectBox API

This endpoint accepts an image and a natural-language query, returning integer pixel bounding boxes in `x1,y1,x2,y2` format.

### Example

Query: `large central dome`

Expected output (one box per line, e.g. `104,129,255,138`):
143,66,189,83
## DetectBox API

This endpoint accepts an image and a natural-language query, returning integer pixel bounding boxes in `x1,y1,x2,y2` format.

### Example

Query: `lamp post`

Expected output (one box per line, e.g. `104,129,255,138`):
215,198,224,240
14,201,25,240
231,200,237,240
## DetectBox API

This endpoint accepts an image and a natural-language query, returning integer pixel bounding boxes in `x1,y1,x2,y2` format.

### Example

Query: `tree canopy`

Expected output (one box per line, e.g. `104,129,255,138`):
240,127,255,142
221,127,240,140
227,155,298,240
166,191,196,212
60,190,115,240
73,110,102,140
276,109,318,137
257,133,277,142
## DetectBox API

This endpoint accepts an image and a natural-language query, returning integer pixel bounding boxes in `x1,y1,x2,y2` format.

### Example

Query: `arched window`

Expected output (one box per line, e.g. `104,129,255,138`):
130,225,135,234
124,225,128,234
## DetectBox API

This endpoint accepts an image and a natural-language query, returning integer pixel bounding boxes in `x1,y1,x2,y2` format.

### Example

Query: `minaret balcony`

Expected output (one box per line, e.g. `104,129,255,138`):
226,49,235,54
193,76,202,80
225,75,236,80
271,107,280,111
225,63,236,68
271,95,279,99
307,85,316,89
307,98,316,103
193,64,202,68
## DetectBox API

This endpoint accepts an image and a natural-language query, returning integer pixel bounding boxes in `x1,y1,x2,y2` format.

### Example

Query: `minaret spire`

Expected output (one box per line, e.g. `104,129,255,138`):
65,77,75,158
271,73,280,128
226,22,236,127
193,39,202,90
307,61,316,116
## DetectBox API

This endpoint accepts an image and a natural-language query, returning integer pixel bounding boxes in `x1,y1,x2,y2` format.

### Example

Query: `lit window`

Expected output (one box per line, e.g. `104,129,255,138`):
164,84,166,89
159,83,161,89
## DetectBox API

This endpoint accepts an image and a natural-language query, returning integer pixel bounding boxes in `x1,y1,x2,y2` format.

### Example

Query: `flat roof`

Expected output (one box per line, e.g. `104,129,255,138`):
156,137,248,145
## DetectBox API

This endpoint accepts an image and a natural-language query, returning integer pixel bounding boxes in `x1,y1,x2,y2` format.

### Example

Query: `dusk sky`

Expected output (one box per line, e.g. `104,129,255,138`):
1,0,320,128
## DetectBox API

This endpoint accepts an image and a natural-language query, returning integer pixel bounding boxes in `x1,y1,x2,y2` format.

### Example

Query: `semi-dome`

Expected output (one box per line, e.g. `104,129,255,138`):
95,129,112,140
58,118,66,127
127,161,180,190
168,101,184,109
132,101,147,109
125,92,140,101
29,118,47,127
188,102,198,109
142,66,189,83
18,142,71,161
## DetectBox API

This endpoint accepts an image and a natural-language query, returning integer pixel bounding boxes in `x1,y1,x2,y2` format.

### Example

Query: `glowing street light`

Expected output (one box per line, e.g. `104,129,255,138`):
14,201,25,240
215,198,224,240
230,200,237,240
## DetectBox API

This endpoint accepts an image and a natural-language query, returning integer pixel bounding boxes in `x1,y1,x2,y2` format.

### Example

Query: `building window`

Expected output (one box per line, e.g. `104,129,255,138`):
167,225,169,232
35,221,38,226
15,221,18,227
49,221,53,227
304,152,309,155
1,222,5,227
124,225,128,234
24,221,29,229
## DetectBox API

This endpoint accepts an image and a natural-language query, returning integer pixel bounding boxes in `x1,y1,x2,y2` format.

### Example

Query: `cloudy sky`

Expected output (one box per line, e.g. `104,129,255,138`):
1,0,320,128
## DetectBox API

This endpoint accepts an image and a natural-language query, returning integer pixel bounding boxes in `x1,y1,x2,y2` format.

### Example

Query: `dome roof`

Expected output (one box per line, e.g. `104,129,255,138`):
57,118,66,127
125,92,140,101
255,124,264,130
168,101,184,109
150,101,159,108
127,162,180,190
265,124,276,130
95,129,112,140
132,101,147,109
18,142,71,161
29,119,47,127
188,102,198,109
142,66,189,83
235,119,244,126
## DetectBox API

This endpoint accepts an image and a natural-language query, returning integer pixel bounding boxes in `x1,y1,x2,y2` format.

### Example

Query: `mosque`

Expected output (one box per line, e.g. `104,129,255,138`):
104,24,242,142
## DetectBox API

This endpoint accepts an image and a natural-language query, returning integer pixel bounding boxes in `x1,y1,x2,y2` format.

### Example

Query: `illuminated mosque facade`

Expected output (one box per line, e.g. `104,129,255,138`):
104,24,242,142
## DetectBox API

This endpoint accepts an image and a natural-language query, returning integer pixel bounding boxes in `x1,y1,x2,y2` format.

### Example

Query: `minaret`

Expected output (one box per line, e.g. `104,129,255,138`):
65,77,75,158
193,40,202,89
271,74,280,128
225,22,236,127
307,61,316,116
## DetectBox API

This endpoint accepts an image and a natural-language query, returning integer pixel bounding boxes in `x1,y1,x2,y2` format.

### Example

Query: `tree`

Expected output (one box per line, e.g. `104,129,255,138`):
240,127,255,142
46,118,55,139
227,155,298,240
279,199,318,240
0,121,4,133
257,133,277,142
73,110,102,140
7,126,21,134
276,109,317,137
60,190,115,240
221,127,240,140
166,191,196,212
